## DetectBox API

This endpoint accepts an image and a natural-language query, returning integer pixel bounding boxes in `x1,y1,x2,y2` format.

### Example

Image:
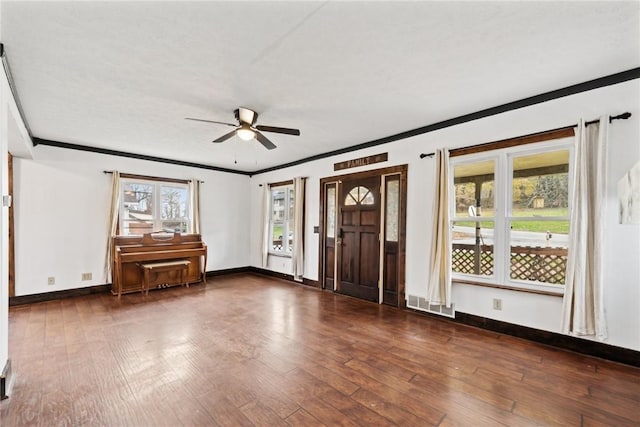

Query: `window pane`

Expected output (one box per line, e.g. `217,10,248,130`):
122,182,154,235
509,220,568,285
344,193,357,205
346,187,359,205
289,188,295,222
512,150,569,217
161,186,188,220
326,187,336,238
287,187,296,244
121,220,153,235
355,187,363,202
272,222,284,251
451,220,494,276
346,186,374,205
162,221,187,233
386,180,399,242
286,228,293,253
270,185,294,253
272,189,285,221
123,183,153,216
454,160,495,218
361,189,374,205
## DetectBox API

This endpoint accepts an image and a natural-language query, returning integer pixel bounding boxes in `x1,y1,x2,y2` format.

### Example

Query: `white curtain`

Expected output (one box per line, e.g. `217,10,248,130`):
292,177,306,282
104,171,121,283
260,183,270,268
562,117,608,339
189,179,201,234
426,149,452,307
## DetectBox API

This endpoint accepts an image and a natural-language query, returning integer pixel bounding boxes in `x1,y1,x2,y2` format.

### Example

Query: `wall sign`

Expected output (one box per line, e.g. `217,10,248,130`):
334,153,388,171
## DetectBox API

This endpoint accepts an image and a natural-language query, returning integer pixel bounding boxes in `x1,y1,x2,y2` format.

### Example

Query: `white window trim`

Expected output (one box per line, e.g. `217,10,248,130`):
268,183,294,257
119,177,191,235
449,138,574,295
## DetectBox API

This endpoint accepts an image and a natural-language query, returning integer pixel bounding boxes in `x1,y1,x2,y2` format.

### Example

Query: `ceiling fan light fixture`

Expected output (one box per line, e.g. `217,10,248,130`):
192,107,299,149
237,126,255,141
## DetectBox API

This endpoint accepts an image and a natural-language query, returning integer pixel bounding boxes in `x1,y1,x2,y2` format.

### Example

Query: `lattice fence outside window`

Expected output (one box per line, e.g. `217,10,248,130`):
451,244,494,276
509,246,567,285
452,244,567,285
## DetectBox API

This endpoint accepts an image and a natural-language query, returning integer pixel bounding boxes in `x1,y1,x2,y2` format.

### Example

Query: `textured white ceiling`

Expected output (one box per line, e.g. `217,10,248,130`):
2,1,639,172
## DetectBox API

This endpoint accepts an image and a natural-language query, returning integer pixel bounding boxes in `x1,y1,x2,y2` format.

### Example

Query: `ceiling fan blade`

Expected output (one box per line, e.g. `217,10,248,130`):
185,117,237,127
238,107,258,125
256,125,300,136
212,130,237,143
256,132,277,150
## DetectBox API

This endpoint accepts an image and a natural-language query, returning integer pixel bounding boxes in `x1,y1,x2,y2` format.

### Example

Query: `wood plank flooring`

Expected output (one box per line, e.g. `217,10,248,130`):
1,273,639,426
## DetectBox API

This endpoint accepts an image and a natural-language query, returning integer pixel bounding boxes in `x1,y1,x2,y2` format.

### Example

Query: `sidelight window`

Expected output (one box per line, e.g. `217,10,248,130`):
385,178,400,242
326,186,336,238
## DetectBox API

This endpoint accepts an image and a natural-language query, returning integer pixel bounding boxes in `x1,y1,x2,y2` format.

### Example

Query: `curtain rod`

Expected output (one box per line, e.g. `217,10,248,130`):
419,111,632,159
103,170,204,183
258,177,308,187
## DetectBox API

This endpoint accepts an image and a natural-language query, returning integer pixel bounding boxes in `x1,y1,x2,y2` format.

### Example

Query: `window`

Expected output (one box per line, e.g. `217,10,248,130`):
326,186,336,238
385,178,399,242
120,179,190,235
270,184,295,254
345,186,375,206
450,139,572,293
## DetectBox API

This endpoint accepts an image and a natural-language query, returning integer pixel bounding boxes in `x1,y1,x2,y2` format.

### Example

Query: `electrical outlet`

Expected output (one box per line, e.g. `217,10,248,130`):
47,277,55,286
493,298,502,310
81,273,92,281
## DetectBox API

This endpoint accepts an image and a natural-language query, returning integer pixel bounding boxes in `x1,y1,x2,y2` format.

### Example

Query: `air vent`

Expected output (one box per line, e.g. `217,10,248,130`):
407,294,455,318
408,295,418,307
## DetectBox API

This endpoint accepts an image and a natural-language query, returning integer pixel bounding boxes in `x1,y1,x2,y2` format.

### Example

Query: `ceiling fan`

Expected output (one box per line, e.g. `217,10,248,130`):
185,107,300,150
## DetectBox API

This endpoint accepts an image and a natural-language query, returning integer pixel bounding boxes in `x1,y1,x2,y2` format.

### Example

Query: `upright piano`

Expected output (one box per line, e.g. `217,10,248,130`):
112,232,207,296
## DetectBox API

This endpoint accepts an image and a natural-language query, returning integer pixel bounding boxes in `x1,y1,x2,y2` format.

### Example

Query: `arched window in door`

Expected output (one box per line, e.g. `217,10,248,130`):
344,186,375,206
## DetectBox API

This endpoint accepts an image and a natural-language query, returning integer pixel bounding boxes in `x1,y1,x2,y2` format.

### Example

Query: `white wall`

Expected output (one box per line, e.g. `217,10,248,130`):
249,79,640,351
13,146,251,296
0,60,9,374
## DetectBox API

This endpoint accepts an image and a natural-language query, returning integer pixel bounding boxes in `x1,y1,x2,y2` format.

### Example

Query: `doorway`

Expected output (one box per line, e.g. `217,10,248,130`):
319,165,407,306
337,175,380,302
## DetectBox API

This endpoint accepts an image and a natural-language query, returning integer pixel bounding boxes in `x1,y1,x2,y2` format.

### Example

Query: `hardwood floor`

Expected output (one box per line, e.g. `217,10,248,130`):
1,273,639,426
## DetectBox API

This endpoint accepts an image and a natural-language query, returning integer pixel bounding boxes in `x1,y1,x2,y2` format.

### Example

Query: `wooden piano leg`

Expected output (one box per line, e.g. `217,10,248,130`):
202,252,208,284
143,268,150,296
116,263,122,299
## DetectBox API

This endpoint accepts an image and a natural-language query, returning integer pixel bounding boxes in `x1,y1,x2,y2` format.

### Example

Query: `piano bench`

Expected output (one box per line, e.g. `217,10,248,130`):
137,260,191,296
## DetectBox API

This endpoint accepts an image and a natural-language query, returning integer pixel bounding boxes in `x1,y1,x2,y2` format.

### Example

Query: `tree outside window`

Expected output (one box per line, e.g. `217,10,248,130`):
120,179,190,235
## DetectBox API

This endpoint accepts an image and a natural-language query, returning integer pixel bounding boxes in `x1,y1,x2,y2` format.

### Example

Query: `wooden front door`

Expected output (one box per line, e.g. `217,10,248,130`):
336,176,381,302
